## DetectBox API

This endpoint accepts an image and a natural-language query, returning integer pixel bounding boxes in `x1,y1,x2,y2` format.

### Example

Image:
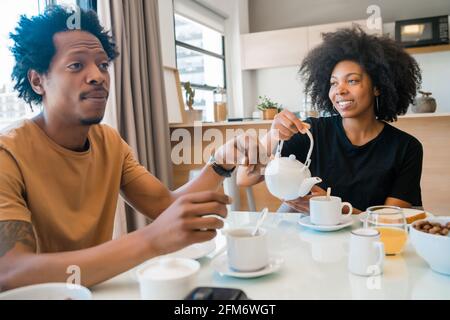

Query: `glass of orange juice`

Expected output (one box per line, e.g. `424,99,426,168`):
365,206,408,255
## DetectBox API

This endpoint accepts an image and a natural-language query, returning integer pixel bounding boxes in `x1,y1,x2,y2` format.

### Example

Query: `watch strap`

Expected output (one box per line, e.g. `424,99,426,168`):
209,155,236,177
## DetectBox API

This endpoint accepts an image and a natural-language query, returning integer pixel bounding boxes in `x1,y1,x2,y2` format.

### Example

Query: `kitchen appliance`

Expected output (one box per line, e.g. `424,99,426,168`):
395,15,449,48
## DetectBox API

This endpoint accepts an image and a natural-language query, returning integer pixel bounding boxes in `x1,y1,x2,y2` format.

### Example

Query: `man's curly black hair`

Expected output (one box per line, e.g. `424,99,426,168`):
9,5,118,106
299,27,421,122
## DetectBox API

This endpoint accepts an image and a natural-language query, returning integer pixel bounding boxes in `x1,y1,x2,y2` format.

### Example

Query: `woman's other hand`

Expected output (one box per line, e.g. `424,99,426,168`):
284,185,326,213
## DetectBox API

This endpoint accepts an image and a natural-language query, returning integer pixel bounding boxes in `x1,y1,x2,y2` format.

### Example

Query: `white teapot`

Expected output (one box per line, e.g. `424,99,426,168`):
265,129,322,201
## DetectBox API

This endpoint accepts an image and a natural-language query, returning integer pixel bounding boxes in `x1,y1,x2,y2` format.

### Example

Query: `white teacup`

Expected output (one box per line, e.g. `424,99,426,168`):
348,228,384,277
225,227,269,272
310,196,353,226
136,257,200,300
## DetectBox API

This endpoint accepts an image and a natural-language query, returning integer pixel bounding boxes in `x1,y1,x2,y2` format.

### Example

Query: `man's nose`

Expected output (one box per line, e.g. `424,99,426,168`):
86,64,106,85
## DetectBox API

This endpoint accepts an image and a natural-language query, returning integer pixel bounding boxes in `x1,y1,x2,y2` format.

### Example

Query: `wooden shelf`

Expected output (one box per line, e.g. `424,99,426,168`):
169,119,273,128
400,112,450,118
405,44,450,55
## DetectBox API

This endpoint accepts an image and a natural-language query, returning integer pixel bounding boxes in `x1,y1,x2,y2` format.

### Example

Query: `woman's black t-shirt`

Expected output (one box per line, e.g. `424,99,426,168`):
280,115,423,211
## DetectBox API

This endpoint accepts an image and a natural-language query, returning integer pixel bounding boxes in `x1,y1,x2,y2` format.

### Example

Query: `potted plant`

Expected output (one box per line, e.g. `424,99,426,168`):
183,82,202,123
257,95,282,120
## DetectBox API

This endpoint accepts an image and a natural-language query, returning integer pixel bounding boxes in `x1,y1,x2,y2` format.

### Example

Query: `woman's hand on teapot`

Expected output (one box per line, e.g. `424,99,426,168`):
284,185,326,213
270,110,311,141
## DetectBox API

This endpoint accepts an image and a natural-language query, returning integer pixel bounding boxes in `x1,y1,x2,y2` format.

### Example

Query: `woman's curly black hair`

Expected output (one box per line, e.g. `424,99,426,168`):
9,5,118,106
299,27,421,122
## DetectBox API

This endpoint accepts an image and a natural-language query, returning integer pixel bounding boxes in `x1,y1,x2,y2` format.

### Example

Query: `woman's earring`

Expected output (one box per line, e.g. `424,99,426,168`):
376,96,380,114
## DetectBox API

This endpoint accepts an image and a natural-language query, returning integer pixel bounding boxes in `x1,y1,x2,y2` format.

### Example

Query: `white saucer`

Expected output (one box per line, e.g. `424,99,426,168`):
167,239,216,260
211,254,284,278
298,215,354,232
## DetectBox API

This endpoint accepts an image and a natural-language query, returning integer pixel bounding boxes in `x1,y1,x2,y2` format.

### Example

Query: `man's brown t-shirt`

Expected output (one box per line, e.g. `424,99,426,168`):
0,120,148,252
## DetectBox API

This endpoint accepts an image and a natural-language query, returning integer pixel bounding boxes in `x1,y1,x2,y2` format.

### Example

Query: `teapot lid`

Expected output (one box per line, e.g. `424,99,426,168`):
272,154,304,169
274,129,314,169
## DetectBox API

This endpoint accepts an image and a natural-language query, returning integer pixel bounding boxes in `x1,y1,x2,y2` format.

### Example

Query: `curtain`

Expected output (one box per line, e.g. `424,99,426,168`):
101,0,173,232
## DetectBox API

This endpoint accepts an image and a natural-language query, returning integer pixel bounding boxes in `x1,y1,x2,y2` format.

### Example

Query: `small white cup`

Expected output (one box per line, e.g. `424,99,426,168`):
348,228,384,277
225,227,269,272
136,257,200,300
310,196,353,226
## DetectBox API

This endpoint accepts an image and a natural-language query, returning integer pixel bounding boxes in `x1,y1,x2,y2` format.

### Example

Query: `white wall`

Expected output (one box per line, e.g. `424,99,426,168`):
249,20,450,116
410,51,450,113
250,50,450,116
158,0,450,117
249,0,450,32
253,66,304,113
246,1,450,115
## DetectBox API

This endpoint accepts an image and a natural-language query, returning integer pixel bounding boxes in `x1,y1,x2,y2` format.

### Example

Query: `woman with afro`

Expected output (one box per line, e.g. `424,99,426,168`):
238,27,423,214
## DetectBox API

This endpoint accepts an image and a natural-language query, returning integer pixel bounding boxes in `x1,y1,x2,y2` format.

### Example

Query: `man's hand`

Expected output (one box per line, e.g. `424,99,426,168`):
214,133,270,175
284,185,327,213
145,191,231,256
215,110,311,183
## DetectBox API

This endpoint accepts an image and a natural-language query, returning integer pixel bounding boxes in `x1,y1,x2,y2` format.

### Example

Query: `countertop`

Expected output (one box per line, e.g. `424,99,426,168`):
169,113,450,128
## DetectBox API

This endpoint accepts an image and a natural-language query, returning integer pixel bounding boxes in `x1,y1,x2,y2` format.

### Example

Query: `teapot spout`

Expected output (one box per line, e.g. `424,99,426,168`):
298,177,322,197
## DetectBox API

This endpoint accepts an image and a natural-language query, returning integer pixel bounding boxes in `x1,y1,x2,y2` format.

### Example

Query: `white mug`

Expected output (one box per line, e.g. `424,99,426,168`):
136,257,200,300
348,228,384,276
310,196,353,226
225,227,269,272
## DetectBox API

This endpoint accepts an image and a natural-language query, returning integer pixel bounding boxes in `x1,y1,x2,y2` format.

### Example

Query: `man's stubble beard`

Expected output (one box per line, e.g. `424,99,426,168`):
79,116,103,126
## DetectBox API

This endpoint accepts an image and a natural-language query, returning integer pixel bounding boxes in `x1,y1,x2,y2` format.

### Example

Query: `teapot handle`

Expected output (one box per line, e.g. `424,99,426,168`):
275,129,314,166
304,129,314,168
275,140,284,158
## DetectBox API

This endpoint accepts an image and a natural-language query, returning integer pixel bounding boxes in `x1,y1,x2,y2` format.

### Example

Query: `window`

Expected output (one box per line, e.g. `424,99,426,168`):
0,0,97,130
0,1,43,130
174,13,226,122
58,0,97,11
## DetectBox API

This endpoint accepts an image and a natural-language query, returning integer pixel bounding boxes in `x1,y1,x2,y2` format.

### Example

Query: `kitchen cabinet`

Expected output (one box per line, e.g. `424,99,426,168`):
306,21,354,51
240,19,381,70
240,26,308,70
307,19,380,49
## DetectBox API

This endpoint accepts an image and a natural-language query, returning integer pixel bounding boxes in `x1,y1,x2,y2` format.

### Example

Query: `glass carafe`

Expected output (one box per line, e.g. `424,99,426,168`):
213,87,227,122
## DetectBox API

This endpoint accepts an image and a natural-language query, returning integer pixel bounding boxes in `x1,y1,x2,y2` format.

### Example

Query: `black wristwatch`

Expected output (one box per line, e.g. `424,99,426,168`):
208,155,236,178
